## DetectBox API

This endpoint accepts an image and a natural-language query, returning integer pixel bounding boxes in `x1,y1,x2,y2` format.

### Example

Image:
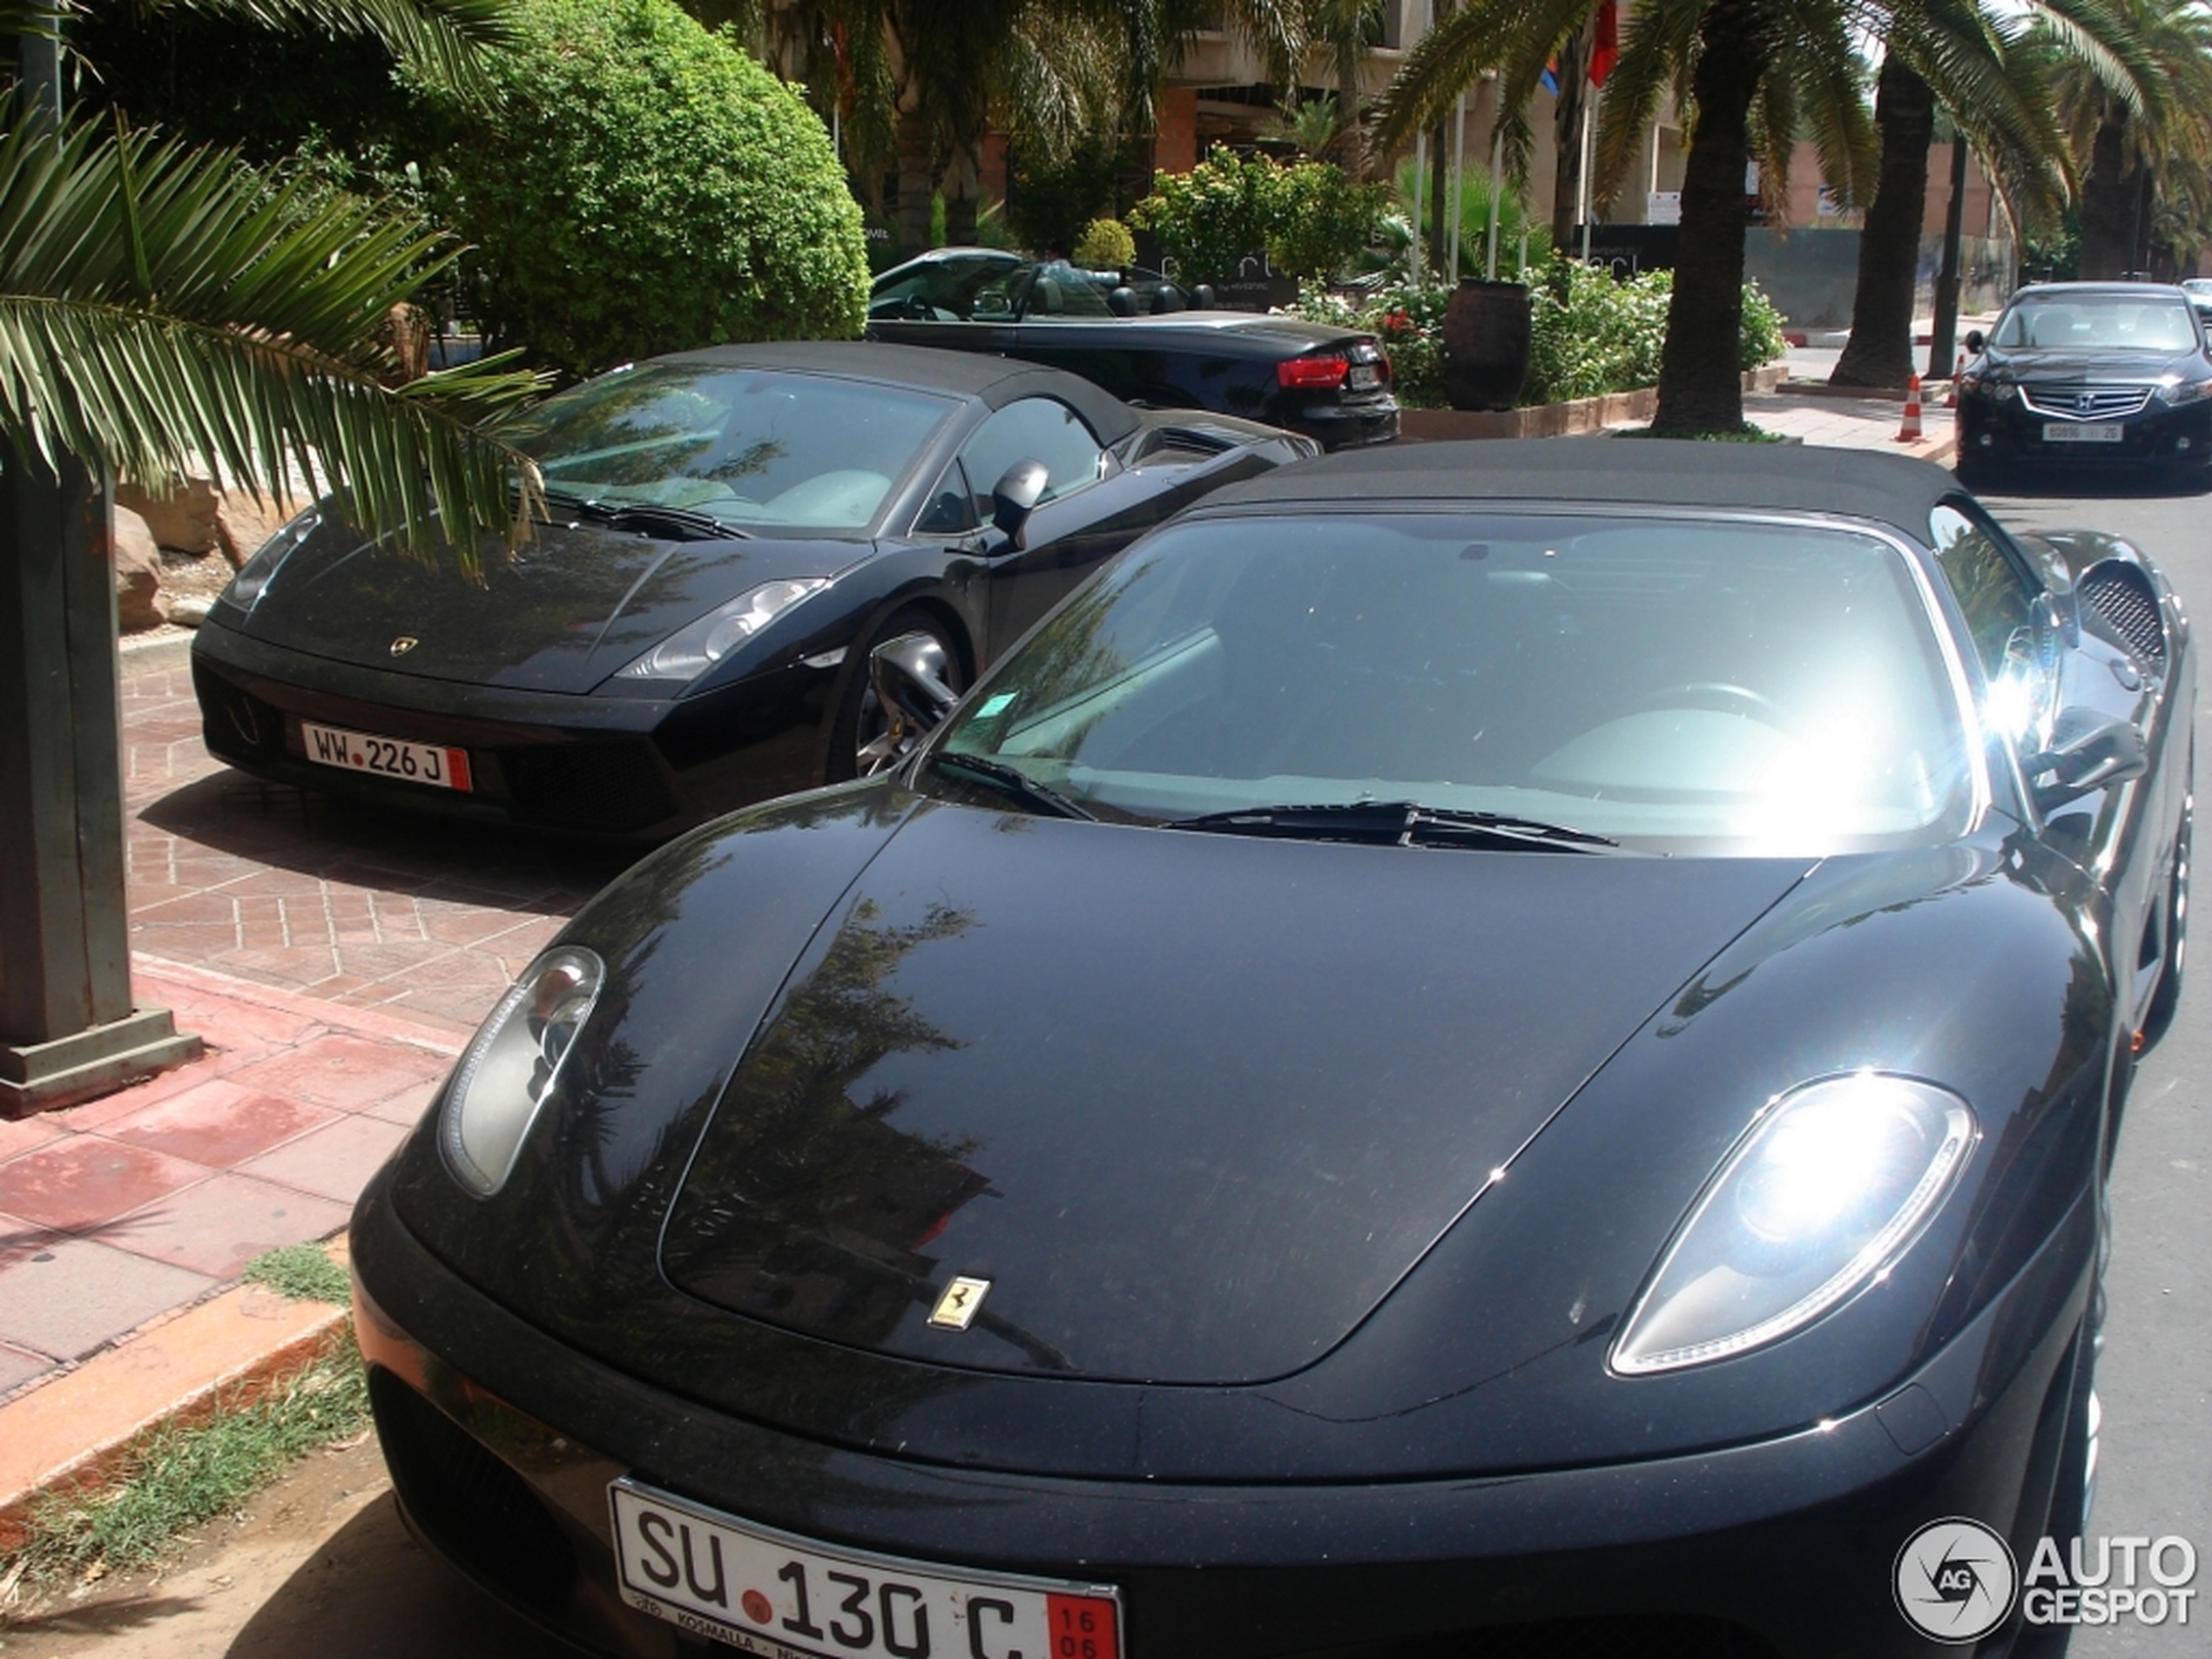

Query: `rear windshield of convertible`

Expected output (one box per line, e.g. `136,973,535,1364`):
938,511,1979,855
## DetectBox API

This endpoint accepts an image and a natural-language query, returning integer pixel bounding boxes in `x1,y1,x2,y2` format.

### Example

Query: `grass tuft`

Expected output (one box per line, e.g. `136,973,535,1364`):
242,1243,351,1305
1619,422,1791,442
0,1340,369,1602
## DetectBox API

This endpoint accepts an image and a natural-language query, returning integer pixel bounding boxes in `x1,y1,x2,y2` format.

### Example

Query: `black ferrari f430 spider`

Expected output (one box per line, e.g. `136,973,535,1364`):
352,442,2190,1659
189,342,1312,837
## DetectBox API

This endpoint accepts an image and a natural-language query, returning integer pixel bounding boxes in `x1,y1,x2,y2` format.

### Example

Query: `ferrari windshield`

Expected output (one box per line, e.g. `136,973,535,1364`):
500,364,957,533
1991,293,2199,352
932,511,1980,854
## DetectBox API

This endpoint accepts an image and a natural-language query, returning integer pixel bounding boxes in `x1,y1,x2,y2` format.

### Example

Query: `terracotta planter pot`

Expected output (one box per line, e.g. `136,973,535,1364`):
1441,280,1532,411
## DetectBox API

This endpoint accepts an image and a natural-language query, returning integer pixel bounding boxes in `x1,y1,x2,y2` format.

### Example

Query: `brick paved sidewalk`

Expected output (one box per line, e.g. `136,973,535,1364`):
124,661,624,1033
0,653,632,1412
0,961,459,1405
1743,388,1956,462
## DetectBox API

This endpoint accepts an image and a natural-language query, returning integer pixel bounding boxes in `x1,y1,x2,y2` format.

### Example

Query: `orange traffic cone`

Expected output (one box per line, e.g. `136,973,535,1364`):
1897,374,1924,442
1945,351,1964,408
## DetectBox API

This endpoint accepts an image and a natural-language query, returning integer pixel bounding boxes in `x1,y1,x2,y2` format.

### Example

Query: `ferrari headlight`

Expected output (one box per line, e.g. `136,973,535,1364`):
1611,1075,1976,1376
2155,375,2212,405
217,505,321,616
440,946,604,1196
615,578,828,686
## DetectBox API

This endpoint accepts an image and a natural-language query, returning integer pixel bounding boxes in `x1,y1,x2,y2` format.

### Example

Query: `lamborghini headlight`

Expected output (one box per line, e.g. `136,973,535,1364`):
1611,1074,1977,1375
217,505,321,616
615,578,828,686
440,947,604,1196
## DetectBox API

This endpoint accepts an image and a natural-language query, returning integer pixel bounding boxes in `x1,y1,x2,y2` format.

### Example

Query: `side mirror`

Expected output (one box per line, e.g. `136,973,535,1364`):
990,459,1049,545
2022,709,2148,809
1106,286,1140,318
859,631,961,775
1964,329,1986,355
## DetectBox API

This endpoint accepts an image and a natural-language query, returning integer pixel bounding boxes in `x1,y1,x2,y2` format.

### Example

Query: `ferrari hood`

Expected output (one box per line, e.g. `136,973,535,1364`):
661,800,1810,1386
239,516,867,693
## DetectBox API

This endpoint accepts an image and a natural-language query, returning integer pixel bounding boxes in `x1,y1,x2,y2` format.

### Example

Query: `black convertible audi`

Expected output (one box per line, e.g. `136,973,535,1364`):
867,249,1400,450
352,442,2190,1658
189,342,1311,836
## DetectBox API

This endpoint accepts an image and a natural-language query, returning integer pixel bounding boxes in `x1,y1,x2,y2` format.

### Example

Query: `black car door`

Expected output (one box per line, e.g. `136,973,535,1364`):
1932,504,2180,1026
933,397,1121,655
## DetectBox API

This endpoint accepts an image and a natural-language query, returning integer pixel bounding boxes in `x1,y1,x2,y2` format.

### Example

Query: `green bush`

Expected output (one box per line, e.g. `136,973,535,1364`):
424,0,867,375
1073,217,1137,271
1527,260,1787,405
1130,147,1387,286
1294,260,1789,410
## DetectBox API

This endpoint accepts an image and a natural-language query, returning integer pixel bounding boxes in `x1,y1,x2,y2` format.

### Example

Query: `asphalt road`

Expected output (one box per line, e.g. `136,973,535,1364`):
1978,474,2212,1656
3,465,2207,1659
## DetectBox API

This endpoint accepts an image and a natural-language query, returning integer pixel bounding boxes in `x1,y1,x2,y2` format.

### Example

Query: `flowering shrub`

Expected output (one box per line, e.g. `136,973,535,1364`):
1293,260,1788,408
1131,148,1389,285
1073,217,1136,271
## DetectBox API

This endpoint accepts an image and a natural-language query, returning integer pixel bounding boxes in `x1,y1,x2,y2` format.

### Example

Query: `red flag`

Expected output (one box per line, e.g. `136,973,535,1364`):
1588,1,1619,88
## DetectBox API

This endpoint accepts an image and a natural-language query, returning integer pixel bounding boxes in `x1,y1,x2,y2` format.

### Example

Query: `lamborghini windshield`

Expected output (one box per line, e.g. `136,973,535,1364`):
930,511,1981,855
500,364,958,534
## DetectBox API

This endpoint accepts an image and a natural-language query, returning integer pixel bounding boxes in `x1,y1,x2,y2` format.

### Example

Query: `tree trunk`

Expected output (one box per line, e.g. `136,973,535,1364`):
1830,56,1935,388
2078,103,2134,280
1926,133,1967,381
1650,0,1758,433
1549,29,1590,252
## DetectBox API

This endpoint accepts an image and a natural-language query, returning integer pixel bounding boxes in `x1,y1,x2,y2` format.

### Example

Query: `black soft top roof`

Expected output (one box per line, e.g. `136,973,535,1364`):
661,340,1141,445
1204,438,1965,542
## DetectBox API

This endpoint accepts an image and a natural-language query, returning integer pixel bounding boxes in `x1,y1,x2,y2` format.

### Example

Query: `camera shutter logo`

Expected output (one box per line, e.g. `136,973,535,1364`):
1895,1517,2020,1642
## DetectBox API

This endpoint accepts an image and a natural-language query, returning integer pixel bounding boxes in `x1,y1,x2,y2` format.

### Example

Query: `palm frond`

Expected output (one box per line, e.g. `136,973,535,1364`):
1373,0,1600,156
0,118,546,563
148,0,518,102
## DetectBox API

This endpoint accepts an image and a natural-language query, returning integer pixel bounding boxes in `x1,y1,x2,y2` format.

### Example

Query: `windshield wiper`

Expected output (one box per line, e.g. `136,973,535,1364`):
531,489,751,540
1159,800,1625,853
930,753,1096,821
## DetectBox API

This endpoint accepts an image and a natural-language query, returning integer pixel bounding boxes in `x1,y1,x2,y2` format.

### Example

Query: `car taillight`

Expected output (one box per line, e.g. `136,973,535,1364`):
1278,354,1349,389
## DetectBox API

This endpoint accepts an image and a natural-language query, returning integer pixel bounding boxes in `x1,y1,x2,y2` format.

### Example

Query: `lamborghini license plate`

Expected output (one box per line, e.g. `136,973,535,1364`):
610,1478,1122,1659
2042,421,2124,442
300,721,472,791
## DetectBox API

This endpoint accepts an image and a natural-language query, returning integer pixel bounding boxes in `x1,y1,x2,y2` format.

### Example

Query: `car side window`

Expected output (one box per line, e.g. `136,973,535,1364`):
956,400,1108,521
1931,504,2040,685
914,458,977,534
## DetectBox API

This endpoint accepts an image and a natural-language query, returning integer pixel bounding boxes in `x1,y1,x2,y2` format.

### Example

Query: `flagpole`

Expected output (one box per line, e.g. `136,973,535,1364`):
1576,97,1594,263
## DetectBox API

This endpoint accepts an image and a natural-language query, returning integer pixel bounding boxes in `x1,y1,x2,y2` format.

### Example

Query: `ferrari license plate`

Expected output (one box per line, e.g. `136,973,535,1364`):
300,721,471,791
610,1479,1122,1659
2042,421,2124,442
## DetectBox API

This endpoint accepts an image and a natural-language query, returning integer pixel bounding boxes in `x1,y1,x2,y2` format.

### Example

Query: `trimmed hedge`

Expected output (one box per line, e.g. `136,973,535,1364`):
1293,260,1787,408
428,0,868,375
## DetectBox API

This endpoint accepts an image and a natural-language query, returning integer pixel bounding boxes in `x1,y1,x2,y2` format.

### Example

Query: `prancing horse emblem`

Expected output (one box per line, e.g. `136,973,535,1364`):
389,636,419,657
928,1275,991,1331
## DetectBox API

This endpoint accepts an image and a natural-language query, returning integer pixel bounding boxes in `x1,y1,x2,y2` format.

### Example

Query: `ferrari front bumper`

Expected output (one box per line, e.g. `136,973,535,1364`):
349,1161,2094,1659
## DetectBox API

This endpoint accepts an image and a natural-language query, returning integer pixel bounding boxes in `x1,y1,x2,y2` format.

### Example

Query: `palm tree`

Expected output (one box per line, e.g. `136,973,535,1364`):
3,0,543,550
1374,0,1878,432
2047,0,2212,279
1829,0,2143,388
2,0,541,1106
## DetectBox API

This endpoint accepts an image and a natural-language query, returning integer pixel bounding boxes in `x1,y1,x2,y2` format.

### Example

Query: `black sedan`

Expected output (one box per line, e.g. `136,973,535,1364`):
189,342,1311,837
1957,280,2212,485
867,249,1399,450
351,441,2191,1658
